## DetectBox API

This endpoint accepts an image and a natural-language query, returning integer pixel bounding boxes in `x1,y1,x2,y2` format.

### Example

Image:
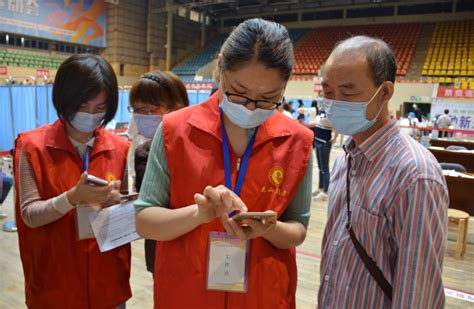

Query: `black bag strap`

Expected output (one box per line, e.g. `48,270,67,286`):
345,155,393,301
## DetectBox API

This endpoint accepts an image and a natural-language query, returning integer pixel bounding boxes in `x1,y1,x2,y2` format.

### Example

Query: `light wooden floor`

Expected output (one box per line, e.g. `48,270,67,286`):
1,147,473,308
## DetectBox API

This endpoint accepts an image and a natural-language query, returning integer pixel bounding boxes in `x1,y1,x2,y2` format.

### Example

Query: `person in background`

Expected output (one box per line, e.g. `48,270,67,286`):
297,99,305,123
412,103,422,122
407,111,420,139
14,54,131,308
288,100,295,113
298,100,337,202
318,36,448,308
135,18,313,308
281,101,295,118
0,172,13,219
129,71,189,274
436,109,452,138
312,101,338,202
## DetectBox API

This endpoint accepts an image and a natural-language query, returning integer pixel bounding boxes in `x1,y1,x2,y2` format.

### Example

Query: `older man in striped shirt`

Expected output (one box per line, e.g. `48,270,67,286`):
318,36,449,308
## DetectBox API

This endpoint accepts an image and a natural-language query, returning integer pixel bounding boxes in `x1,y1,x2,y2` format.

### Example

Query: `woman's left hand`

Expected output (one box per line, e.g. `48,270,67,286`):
221,210,277,240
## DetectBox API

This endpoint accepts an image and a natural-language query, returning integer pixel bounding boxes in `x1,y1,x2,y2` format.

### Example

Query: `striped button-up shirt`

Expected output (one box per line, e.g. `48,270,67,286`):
318,120,449,308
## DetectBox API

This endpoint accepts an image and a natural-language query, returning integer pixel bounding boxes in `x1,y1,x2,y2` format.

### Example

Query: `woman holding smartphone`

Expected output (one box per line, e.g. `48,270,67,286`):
14,54,131,308
135,18,313,308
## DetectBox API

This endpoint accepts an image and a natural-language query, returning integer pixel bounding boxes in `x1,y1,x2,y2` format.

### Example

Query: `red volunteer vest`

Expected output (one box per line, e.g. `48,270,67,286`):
14,120,132,309
155,92,313,309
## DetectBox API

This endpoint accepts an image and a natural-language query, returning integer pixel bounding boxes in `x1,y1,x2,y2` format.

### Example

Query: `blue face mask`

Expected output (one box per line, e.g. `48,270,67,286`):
134,114,162,139
323,85,384,136
220,93,275,129
70,112,105,133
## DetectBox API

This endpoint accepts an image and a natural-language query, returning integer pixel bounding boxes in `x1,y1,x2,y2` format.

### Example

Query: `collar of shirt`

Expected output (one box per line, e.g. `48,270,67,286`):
69,136,95,159
343,119,400,162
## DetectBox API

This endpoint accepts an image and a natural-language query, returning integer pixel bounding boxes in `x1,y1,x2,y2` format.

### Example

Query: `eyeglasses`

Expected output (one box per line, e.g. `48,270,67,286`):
225,91,282,110
127,106,160,115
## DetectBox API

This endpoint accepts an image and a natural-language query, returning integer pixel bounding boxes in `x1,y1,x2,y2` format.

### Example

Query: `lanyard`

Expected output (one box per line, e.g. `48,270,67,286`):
345,154,352,229
83,146,90,172
220,108,258,196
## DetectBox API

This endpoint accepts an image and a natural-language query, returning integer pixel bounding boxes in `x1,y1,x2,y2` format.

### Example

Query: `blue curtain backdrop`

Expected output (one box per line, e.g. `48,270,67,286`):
0,86,211,151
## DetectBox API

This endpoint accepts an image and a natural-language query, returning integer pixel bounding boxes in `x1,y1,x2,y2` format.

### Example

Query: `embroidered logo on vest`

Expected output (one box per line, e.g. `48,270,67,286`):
106,173,116,182
261,167,287,197
268,167,284,187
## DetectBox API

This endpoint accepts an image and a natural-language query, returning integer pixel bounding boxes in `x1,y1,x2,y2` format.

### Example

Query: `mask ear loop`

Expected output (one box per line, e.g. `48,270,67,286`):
366,83,386,121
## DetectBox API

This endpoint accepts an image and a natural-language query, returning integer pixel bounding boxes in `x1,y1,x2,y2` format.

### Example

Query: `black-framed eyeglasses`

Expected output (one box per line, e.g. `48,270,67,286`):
225,91,282,110
127,106,160,115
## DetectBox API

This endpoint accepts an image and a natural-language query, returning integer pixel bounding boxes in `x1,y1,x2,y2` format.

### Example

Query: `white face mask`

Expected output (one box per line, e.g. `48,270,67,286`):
134,114,162,139
70,112,106,133
219,93,275,129
323,84,384,136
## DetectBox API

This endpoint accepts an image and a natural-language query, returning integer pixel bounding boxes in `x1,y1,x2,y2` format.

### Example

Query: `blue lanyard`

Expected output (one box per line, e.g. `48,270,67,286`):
83,146,90,172
220,108,258,197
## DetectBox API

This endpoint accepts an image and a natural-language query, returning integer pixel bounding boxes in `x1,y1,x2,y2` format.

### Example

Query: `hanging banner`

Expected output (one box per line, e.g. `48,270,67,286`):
0,0,107,47
431,99,474,131
36,69,49,77
0,66,7,75
314,83,322,92
437,86,474,99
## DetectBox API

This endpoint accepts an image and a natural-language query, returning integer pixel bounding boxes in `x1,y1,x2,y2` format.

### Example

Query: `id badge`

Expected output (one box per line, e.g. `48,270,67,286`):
76,205,98,240
207,232,249,293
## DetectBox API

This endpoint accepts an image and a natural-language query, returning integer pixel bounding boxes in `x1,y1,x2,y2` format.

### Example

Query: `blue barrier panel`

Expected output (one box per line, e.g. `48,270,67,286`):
0,86,13,151
114,91,131,123
0,88,208,151
197,92,210,104
37,85,57,126
12,85,36,139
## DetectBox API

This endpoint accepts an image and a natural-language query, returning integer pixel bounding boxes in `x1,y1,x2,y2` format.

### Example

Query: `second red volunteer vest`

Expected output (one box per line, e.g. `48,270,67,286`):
14,120,132,309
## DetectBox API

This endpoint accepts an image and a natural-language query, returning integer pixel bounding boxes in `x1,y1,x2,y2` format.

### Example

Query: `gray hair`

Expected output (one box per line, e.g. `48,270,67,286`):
330,35,396,86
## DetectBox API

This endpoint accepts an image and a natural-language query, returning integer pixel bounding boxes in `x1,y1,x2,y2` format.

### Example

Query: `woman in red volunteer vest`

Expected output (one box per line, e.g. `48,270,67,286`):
135,18,314,309
15,54,131,309
128,71,189,275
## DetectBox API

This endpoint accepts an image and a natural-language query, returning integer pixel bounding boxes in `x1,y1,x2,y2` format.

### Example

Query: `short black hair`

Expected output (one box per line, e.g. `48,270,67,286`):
220,18,293,80
53,54,118,126
444,109,449,114
331,35,396,86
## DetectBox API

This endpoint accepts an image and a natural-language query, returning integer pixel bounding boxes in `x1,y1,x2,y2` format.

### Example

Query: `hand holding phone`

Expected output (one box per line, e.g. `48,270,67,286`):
222,210,278,240
67,173,113,206
232,211,277,222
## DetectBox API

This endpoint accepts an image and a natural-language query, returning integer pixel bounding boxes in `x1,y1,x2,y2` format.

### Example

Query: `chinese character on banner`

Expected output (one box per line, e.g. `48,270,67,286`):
8,0,23,13
445,89,453,97
466,90,474,98
455,89,464,97
450,115,458,125
459,116,472,130
25,0,39,16
0,66,7,75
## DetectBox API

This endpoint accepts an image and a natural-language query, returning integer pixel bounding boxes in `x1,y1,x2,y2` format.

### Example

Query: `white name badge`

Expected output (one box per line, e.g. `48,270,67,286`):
76,205,98,240
207,232,249,293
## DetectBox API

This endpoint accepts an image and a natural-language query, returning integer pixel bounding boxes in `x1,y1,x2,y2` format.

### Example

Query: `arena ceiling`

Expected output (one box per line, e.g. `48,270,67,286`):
171,0,415,18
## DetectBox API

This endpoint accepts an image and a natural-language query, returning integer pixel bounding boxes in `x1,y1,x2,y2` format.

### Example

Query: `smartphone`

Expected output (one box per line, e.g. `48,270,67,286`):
120,193,139,201
232,211,277,221
86,175,109,187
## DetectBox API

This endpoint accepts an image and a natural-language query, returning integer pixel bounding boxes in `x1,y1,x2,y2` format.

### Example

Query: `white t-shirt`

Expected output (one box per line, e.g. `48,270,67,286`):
436,114,452,128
